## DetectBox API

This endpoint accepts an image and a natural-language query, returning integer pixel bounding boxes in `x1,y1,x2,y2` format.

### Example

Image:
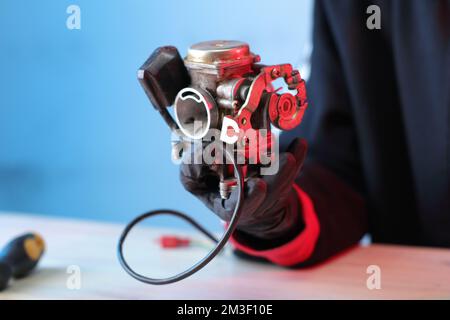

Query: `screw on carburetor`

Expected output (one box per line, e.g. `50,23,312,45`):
271,68,281,79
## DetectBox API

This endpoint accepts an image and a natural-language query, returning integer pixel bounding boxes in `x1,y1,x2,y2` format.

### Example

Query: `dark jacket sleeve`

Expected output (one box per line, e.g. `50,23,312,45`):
285,0,369,266
230,0,369,267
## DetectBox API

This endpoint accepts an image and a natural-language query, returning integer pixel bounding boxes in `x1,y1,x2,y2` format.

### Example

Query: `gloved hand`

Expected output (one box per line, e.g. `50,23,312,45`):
180,138,308,247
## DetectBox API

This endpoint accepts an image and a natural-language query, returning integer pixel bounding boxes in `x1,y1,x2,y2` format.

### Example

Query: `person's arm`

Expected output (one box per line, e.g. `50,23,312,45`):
229,0,369,267
180,0,369,267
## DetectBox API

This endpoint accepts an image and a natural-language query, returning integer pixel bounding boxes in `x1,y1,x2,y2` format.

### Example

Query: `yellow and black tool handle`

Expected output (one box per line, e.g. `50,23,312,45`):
0,233,45,291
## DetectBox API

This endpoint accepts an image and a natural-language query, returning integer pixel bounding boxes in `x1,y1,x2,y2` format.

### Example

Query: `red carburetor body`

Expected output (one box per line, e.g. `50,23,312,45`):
138,40,308,199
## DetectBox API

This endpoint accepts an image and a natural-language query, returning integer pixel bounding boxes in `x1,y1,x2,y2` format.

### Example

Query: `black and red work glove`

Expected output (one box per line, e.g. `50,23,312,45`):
180,138,307,249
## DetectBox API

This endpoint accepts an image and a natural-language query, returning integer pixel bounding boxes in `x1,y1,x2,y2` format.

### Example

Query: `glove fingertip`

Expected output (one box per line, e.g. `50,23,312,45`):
279,152,297,170
288,137,307,156
246,177,267,194
288,138,308,169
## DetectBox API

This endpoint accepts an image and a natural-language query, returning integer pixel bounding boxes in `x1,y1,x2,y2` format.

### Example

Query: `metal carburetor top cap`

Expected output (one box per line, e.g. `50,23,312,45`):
185,40,259,73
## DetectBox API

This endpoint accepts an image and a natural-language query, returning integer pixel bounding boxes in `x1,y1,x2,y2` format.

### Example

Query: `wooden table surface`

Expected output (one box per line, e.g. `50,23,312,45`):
0,212,449,300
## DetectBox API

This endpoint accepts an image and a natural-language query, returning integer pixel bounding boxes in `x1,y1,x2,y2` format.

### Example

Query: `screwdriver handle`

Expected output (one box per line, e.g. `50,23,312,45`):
0,233,45,291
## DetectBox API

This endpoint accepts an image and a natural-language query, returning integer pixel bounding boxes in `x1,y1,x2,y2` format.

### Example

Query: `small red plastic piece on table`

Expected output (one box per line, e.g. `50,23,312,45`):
158,235,191,249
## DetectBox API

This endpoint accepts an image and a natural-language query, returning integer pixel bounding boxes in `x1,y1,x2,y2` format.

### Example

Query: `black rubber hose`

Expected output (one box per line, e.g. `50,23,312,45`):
117,146,244,285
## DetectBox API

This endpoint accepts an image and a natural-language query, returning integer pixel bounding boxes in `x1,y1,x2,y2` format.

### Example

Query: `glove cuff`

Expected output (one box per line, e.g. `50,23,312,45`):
230,185,320,266
232,185,305,250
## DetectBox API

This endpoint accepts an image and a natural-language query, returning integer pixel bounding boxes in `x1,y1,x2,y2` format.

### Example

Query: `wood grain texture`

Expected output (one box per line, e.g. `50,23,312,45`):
0,212,449,300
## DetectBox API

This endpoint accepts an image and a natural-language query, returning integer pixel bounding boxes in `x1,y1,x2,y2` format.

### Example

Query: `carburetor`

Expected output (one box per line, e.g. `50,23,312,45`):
118,41,309,285
138,40,308,199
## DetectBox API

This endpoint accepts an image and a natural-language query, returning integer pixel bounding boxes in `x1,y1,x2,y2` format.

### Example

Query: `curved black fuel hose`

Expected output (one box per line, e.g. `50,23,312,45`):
117,146,244,285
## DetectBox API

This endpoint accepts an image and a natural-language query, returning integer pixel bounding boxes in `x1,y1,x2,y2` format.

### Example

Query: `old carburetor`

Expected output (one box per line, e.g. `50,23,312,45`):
118,40,308,286
138,40,308,198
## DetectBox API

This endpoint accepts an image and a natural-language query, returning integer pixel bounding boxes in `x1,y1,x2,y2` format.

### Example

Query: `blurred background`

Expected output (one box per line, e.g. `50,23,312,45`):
0,0,313,230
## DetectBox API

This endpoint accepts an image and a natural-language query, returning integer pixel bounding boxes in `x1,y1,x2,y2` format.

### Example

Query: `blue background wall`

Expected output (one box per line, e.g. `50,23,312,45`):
0,0,313,229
